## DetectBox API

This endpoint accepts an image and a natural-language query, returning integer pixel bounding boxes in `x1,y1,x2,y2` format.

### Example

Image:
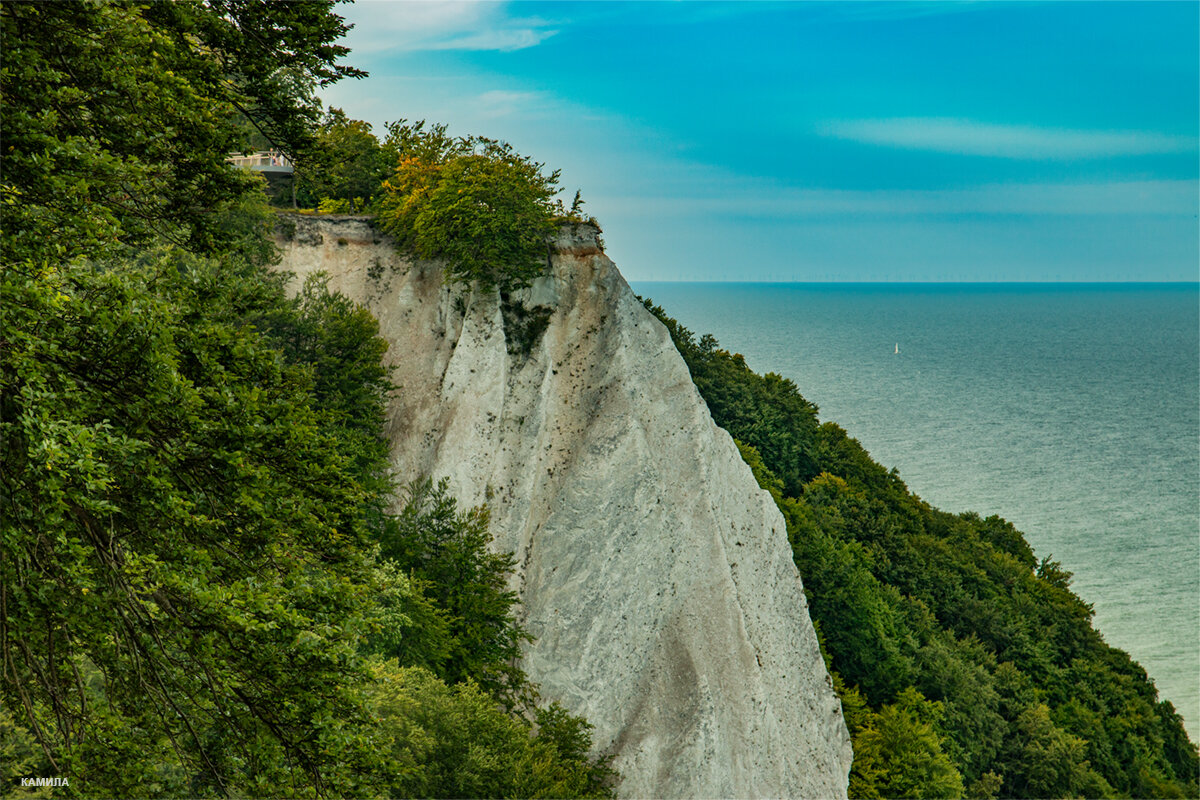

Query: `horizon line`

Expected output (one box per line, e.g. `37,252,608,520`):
628,279,1200,285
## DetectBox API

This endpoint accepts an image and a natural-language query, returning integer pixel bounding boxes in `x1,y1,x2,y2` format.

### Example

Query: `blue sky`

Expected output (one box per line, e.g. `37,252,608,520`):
321,1,1199,281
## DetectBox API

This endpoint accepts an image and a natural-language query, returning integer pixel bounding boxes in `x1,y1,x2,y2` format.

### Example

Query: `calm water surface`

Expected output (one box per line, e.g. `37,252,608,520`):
633,281,1200,738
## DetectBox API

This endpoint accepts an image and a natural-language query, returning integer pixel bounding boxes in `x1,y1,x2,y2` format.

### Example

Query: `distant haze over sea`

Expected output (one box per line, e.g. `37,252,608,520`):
634,281,1200,738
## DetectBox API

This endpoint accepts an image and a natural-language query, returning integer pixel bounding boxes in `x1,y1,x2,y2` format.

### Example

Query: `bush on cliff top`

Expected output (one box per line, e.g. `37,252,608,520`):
375,122,563,291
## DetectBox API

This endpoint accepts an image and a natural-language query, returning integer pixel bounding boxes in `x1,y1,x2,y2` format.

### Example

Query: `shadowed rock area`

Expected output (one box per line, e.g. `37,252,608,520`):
275,214,852,798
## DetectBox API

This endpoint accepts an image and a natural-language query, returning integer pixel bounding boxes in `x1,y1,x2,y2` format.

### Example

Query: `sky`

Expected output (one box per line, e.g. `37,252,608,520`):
320,1,1200,282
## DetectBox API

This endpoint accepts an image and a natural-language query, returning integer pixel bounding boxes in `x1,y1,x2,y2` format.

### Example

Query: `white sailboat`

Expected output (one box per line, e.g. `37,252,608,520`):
894,343,899,355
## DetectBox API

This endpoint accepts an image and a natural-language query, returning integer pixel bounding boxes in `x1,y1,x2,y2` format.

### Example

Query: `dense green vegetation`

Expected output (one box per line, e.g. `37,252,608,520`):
4,241,386,796
288,114,585,292
646,300,1199,799
1,0,360,265
372,478,532,710
1,2,614,796
8,2,1196,798
296,109,394,213
372,123,564,291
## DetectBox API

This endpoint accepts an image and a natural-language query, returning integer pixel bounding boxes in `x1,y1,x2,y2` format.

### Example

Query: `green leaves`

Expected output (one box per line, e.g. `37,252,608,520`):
377,132,561,291
297,108,392,210
646,299,1199,799
1,0,361,265
367,663,615,800
1,252,390,795
375,478,532,710
847,687,965,800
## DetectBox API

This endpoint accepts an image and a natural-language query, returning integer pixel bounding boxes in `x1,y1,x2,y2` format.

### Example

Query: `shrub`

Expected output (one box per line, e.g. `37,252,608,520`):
377,137,561,291
848,688,965,800
318,196,365,214
368,662,616,799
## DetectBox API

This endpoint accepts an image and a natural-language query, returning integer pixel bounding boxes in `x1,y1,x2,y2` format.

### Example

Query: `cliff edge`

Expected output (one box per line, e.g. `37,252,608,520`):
274,214,852,799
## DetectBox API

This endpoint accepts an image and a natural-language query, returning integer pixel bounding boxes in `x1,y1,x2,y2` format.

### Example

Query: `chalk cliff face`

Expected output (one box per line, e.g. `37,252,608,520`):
275,215,852,799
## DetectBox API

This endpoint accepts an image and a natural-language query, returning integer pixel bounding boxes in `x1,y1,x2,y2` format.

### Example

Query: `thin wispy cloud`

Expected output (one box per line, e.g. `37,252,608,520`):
602,178,1199,220
787,179,1199,217
341,1,557,53
422,28,557,52
474,90,548,119
820,118,1197,159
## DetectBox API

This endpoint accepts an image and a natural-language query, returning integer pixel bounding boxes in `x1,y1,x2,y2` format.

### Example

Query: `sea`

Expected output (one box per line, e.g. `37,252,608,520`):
631,281,1200,740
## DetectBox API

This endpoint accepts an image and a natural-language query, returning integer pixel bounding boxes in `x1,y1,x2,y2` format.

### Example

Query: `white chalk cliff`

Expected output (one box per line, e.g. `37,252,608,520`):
275,215,852,799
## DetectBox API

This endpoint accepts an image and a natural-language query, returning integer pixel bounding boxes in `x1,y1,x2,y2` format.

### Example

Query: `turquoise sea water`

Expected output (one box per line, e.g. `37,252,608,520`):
632,281,1200,739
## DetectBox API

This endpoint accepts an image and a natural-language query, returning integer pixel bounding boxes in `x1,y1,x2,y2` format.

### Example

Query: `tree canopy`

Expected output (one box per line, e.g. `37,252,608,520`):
0,0,362,264
2,246,390,795
295,108,393,212
2,3,615,796
645,298,1199,800
374,122,563,291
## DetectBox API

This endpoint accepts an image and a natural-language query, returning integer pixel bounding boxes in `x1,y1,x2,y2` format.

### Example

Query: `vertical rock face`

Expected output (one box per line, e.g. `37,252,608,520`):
275,215,852,799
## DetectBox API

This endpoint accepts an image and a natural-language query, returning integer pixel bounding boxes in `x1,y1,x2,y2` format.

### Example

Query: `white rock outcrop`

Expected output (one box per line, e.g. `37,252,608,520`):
275,215,852,799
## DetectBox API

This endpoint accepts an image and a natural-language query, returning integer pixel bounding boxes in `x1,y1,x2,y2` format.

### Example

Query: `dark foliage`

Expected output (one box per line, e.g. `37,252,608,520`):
374,478,533,710
1,248,388,795
1,3,616,794
500,291,555,359
0,0,362,264
294,108,393,211
645,299,1198,799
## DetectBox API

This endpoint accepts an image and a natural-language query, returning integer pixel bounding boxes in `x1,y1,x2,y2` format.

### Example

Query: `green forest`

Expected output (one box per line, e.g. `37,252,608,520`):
639,303,1199,799
2,1,1197,799
1,2,610,797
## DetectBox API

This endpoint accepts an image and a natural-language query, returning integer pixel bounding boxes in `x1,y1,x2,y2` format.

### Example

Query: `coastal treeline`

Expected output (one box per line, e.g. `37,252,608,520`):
642,301,1200,799
5,0,1197,798
1,2,612,796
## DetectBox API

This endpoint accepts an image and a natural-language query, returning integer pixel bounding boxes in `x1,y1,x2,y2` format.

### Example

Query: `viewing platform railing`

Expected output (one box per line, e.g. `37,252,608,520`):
227,151,293,173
